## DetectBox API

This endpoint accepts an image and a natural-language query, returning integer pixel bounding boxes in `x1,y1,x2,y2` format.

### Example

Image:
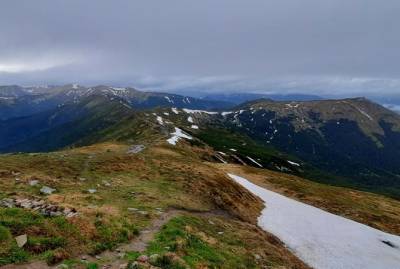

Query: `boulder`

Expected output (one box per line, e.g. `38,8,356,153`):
15,234,27,248
40,186,56,194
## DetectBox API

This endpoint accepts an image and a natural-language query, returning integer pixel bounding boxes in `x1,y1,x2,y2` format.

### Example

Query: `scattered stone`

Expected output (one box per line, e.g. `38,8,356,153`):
15,178,21,182
217,231,224,235
137,255,149,263
40,186,56,194
79,177,86,181
149,254,160,265
29,180,39,186
0,198,15,208
0,198,78,218
88,189,97,194
117,252,125,258
138,210,149,216
208,220,215,225
127,145,145,154
102,180,111,187
254,254,261,260
127,208,139,212
95,255,101,260
15,234,27,248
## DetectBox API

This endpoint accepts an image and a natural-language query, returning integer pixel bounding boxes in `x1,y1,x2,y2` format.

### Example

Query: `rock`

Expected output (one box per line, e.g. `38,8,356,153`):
15,234,27,247
149,254,160,265
79,177,86,181
137,255,149,263
0,198,15,208
88,189,97,194
40,186,56,194
29,180,39,186
127,145,145,154
102,180,111,187
217,231,224,235
127,207,139,212
138,210,148,216
254,254,261,260
126,262,139,269
117,252,125,258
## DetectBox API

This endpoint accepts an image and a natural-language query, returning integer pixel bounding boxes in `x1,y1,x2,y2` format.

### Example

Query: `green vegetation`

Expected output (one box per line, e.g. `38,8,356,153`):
147,216,256,269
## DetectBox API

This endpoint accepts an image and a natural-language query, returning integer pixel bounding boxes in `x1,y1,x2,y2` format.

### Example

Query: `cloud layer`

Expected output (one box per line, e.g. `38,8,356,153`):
0,0,399,95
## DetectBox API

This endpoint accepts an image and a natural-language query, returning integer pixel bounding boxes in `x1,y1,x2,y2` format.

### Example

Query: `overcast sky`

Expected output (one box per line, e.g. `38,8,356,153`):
0,0,399,96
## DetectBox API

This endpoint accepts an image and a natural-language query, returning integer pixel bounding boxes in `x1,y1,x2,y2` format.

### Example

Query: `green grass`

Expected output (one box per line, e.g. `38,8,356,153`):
147,216,256,269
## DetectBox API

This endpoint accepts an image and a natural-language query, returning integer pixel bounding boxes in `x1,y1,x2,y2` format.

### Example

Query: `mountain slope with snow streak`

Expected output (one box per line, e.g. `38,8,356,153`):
228,173,400,269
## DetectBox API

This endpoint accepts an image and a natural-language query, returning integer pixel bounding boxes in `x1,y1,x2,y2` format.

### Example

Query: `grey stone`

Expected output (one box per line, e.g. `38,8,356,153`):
40,186,56,194
15,234,27,248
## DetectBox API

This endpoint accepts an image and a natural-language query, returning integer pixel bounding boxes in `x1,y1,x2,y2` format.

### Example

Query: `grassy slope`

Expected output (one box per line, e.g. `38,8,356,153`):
0,142,287,268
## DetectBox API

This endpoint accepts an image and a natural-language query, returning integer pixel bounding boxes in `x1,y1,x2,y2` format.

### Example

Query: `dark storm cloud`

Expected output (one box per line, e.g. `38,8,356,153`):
0,0,399,95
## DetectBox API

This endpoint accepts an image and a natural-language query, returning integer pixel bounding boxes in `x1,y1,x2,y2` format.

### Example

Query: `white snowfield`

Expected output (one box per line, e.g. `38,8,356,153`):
167,127,192,145
227,173,400,269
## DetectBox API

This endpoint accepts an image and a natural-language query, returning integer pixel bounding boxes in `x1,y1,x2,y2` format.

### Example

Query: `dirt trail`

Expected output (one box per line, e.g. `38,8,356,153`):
0,209,227,269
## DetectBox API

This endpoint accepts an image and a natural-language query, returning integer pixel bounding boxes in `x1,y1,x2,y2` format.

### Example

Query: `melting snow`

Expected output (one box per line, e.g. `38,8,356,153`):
164,96,174,103
182,108,218,115
221,111,233,116
163,112,170,116
246,157,263,167
187,116,194,123
171,107,179,114
191,125,199,129
167,127,193,145
287,160,300,167
229,148,237,152
228,174,400,269
156,116,164,125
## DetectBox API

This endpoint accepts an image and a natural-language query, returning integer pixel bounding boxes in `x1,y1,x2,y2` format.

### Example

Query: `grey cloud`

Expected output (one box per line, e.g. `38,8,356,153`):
0,0,399,95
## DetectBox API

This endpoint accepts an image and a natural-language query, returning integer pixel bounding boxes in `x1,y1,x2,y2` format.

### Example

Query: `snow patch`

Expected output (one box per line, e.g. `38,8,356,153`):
187,116,194,123
164,96,174,103
156,116,164,125
167,127,193,145
246,157,263,167
287,160,300,167
191,125,199,129
221,111,233,116
227,173,400,269
171,107,179,114
183,108,218,115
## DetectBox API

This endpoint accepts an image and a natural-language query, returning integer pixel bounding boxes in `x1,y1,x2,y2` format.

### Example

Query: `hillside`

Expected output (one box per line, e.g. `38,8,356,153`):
156,98,400,198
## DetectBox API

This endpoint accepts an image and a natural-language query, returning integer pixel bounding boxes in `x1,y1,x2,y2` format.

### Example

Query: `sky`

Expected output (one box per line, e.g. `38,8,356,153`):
0,0,399,97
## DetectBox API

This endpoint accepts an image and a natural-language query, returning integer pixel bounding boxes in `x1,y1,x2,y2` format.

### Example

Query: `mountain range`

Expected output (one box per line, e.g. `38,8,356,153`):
1,84,400,199
1,84,400,268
